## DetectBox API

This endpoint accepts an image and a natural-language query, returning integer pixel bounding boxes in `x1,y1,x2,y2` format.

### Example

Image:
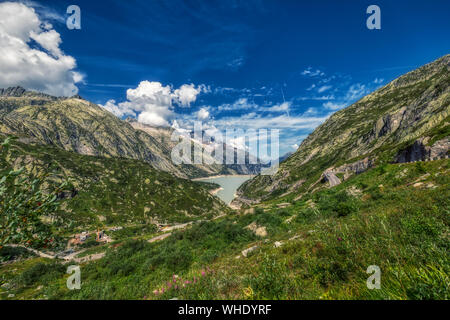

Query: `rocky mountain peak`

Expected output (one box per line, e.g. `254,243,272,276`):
0,86,27,97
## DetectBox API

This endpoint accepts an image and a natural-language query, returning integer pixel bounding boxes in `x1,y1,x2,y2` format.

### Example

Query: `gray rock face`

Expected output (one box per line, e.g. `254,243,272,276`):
396,138,449,163
335,157,375,175
321,157,375,187
375,107,407,139
322,171,341,187
0,86,26,97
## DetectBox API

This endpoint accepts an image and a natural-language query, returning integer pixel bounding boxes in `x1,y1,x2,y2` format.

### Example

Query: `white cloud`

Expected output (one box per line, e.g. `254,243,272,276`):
323,101,345,110
301,67,325,77
100,81,207,127
265,101,290,112
214,113,329,130
373,78,384,84
197,107,210,120
217,98,256,111
295,95,335,101
317,85,332,93
344,83,369,101
101,99,136,118
20,0,66,24
227,56,244,69
303,107,319,115
174,84,208,107
0,2,83,96
291,144,299,150
138,112,170,127
217,98,291,114
319,82,375,112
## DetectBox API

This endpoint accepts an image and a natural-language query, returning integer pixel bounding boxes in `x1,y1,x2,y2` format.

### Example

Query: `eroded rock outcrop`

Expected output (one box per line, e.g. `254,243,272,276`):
396,138,449,163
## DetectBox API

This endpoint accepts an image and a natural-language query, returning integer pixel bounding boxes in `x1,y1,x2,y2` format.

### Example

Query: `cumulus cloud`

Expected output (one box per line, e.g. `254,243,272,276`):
100,81,207,127
197,107,210,120
174,84,209,107
101,99,136,118
0,2,83,96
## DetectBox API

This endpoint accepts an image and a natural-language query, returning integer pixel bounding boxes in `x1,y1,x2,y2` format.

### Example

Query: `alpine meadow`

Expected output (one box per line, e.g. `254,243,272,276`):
0,0,449,304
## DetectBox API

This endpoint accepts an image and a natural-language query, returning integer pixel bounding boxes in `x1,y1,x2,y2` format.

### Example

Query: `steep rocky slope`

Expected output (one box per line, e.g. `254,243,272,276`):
235,54,449,206
0,88,260,178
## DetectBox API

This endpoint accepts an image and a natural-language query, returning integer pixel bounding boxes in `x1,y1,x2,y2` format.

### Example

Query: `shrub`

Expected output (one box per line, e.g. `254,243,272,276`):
17,262,65,287
0,137,68,248
0,246,34,263
248,254,289,299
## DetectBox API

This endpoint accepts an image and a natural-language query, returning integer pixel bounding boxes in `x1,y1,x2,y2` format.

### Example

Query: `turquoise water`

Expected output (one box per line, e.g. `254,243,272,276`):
195,175,253,204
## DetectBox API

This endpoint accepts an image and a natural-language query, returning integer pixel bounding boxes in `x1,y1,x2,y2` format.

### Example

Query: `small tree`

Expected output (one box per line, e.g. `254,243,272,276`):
0,137,67,249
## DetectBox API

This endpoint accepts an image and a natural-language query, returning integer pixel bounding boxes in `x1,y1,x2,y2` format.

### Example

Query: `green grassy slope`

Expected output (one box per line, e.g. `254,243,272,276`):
0,135,230,232
1,159,448,300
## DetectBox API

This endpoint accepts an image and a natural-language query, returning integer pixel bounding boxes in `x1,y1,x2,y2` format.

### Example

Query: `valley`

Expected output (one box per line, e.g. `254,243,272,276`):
0,54,449,301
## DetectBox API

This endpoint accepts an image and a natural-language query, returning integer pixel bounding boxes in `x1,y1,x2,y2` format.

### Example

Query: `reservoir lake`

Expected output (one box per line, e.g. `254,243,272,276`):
194,175,253,205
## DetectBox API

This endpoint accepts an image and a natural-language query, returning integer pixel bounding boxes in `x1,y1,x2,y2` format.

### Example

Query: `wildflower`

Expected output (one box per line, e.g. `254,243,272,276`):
243,286,254,299
153,290,159,295
201,270,206,277
337,237,343,241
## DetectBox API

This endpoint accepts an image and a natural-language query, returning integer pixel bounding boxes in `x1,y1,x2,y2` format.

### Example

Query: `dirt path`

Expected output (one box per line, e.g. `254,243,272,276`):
5,215,229,263
61,249,87,261
159,222,192,232
148,232,172,243
66,252,106,264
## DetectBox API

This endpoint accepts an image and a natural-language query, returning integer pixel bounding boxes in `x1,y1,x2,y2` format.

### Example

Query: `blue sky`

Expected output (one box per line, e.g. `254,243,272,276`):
1,0,449,156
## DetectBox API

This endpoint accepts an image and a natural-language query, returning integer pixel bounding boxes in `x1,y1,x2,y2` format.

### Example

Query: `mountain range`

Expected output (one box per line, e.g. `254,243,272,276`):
0,89,262,179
